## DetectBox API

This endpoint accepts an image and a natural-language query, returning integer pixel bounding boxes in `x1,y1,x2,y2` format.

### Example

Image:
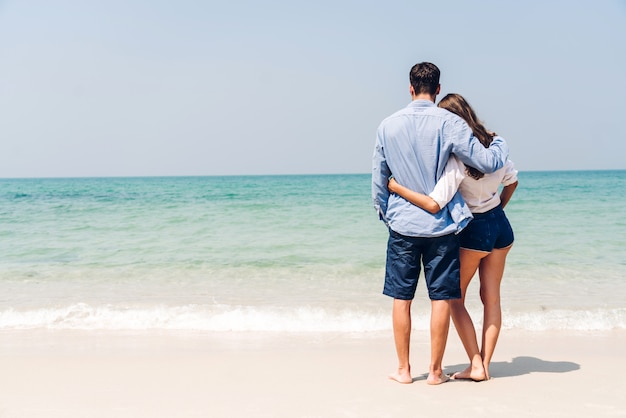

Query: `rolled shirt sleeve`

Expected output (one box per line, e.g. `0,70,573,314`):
501,160,518,186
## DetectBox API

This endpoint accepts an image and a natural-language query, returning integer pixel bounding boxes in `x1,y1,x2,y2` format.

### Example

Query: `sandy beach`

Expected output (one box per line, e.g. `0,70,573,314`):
0,329,624,418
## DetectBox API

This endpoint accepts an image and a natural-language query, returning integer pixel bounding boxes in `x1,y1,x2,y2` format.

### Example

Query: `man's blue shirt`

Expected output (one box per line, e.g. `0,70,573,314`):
372,100,509,237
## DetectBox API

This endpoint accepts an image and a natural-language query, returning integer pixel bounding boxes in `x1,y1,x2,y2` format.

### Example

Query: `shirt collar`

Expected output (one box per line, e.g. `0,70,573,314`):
408,99,436,108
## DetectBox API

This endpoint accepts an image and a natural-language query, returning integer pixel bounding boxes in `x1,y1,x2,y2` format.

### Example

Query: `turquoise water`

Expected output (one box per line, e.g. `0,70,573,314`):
0,171,624,331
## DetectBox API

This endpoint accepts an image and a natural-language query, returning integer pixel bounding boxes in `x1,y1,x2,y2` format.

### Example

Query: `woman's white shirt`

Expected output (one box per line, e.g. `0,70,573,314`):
429,156,518,214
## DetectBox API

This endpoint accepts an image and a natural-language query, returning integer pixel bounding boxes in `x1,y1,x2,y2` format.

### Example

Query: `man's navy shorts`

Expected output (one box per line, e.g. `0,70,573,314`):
383,229,461,301
459,205,514,252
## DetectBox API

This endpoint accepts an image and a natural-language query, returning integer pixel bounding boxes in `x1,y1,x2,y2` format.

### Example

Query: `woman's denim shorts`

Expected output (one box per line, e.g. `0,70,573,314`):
459,205,514,252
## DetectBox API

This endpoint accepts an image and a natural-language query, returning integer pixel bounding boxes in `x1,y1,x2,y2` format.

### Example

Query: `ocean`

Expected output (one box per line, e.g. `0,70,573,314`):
0,171,624,333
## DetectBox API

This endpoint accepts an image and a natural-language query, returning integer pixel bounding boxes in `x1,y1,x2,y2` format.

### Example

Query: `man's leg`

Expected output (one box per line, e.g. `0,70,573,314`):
423,233,460,385
383,230,420,384
389,298,413,384
427,299,451,385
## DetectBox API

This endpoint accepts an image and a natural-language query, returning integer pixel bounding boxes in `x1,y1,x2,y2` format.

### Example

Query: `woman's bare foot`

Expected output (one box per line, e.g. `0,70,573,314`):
388,367,413,384
483,362,491,380
426,371,450,385
451,364,486,382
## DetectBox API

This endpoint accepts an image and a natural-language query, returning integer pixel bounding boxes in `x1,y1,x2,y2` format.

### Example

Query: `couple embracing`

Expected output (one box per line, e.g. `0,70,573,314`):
372,62,518,384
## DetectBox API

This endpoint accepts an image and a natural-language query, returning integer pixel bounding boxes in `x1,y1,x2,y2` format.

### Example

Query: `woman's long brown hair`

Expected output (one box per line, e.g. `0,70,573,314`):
438,93,495,180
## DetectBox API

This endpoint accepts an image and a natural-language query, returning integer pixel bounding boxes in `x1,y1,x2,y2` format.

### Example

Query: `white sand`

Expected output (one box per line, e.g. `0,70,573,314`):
0,329,624,417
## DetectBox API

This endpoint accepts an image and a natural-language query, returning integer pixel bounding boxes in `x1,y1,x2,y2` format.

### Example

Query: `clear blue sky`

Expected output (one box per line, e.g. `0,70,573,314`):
1,0,625,177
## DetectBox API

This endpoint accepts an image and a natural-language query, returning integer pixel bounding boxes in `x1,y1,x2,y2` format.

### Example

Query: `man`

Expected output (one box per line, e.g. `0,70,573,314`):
371,62,509,385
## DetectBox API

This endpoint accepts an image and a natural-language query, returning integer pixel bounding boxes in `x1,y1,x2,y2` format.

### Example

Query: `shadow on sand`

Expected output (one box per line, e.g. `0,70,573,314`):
444,356,580,379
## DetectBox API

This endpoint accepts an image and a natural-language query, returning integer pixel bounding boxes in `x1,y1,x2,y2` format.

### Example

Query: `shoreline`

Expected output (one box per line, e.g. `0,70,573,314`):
0,329,625,417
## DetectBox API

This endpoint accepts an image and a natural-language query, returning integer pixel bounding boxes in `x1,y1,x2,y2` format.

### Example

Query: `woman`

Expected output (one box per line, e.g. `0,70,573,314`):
388,93,518,381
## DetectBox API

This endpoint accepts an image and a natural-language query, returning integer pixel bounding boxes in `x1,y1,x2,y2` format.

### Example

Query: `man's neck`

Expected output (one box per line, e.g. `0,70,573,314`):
412,93,436,102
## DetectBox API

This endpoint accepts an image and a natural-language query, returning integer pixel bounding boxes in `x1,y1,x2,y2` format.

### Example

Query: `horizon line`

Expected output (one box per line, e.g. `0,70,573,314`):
1,168,625,181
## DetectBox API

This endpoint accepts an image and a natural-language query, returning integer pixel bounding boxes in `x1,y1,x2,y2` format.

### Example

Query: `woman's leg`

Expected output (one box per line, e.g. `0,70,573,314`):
477,245,511,379
450,248,488,380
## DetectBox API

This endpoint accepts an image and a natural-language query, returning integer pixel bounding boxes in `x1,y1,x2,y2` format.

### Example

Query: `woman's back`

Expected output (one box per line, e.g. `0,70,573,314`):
459,159,517,214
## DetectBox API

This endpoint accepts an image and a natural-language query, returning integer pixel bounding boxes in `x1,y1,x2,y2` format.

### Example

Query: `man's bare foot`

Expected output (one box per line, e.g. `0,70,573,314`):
452,365,486,382
426,372,450,385
388,368,413,384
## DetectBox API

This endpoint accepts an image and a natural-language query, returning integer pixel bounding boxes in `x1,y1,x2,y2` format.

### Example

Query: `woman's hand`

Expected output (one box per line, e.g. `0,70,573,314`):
388,177,399,194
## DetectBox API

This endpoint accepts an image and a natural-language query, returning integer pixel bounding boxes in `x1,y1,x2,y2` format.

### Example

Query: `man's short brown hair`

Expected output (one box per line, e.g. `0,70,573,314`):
410,62,440,95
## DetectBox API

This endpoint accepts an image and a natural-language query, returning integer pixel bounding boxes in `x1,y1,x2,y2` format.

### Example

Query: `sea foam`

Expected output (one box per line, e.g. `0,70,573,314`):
0,304,624,332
